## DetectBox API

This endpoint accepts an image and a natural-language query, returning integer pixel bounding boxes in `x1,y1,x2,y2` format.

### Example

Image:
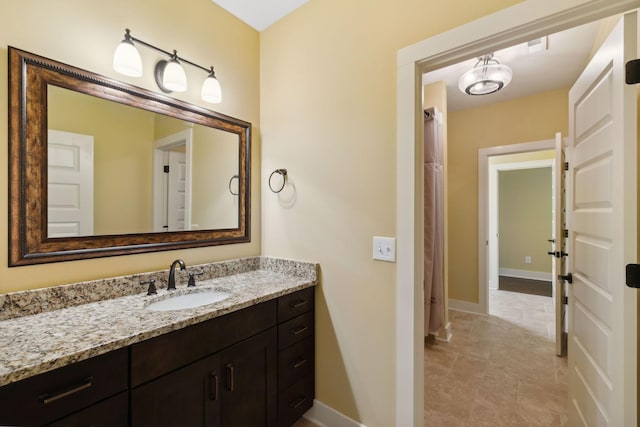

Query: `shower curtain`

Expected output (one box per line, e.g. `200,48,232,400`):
424,107,445,336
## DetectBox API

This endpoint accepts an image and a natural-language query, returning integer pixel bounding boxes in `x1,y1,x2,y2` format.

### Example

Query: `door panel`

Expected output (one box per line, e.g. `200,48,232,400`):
220,329,277,427
567,13,637,426
47,130,94,237
168,150,187,231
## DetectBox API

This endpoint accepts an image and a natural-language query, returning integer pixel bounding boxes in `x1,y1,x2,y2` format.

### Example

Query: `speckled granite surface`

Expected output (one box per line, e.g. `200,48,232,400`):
0,256,318,387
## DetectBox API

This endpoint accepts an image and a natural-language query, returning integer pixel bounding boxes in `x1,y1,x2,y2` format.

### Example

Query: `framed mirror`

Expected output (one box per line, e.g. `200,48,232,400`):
8,47,251,266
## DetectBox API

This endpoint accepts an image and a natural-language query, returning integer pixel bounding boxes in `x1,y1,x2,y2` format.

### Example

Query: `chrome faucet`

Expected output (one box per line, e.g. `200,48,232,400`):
168,259,186,290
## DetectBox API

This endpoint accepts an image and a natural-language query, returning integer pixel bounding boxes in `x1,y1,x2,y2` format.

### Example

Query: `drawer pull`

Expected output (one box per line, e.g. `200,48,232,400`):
289,395,307,409
225,364,235,392
289,358,308,369
289,325,308,336
38,376,93,405
289,299,307,309
209,372,219,401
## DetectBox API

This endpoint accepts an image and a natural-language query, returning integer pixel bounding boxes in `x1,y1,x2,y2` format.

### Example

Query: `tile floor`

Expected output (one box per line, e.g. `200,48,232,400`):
425,289,568,426
295,289,567,427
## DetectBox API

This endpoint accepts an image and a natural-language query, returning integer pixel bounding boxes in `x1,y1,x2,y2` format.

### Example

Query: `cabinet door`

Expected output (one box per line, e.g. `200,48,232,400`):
131,353,221,427
221,328,277,427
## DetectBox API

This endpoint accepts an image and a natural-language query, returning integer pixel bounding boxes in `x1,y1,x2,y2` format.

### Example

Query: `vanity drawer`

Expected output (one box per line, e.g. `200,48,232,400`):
0,348,128,426
278,311,314,350
278,373,314,427
278,336,314,390
278,287,314,322
46,391,128,427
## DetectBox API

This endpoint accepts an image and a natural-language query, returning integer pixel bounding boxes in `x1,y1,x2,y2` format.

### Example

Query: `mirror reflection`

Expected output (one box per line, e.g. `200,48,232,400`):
47,86,239,238
9,47,250,266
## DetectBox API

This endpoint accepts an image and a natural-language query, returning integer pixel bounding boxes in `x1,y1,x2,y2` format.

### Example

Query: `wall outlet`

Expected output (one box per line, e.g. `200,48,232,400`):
373,236,396,262
525,256,532,264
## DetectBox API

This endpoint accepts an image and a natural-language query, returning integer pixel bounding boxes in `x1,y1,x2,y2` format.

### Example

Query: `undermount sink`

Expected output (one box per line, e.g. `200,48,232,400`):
146,291,232,312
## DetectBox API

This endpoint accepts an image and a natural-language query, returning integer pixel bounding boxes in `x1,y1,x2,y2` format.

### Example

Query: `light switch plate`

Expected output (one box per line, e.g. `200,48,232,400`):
373,236,396,262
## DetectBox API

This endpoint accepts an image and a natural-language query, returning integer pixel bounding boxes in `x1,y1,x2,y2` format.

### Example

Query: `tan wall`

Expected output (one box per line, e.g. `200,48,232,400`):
260,0,523,425
48,86,155,234
447,88,568,303
191,126,239,229
0,0,260,293
498,167,553,273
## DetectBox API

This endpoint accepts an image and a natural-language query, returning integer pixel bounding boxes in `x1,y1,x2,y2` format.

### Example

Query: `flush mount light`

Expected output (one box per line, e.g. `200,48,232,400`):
113,28,222,103
458,53,512,96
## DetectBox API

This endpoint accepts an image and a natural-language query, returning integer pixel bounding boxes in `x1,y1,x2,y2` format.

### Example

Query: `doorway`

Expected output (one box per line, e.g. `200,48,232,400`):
481,141,556,315
152,129,193,232
395,1,640,425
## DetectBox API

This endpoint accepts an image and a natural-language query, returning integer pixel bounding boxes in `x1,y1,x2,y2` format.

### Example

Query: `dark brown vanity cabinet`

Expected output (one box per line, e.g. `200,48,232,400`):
0,348,129,426
131,301,278,427
0,287,315,427
277,287,315,427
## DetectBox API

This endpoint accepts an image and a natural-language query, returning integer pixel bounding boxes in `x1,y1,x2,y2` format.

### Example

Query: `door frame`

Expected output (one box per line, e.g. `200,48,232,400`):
152,129,193,232
480,140,555,315
395,1,640,425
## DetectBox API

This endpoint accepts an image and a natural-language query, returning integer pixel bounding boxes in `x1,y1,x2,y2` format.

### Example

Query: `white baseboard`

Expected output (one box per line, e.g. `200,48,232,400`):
499,268,552,282
435,321,452,342
303,400,367,427
448,298,484,314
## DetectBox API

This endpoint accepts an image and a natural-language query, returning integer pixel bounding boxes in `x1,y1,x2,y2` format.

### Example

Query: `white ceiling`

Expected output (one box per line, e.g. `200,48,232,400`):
422,19,602,112
211,0,310,31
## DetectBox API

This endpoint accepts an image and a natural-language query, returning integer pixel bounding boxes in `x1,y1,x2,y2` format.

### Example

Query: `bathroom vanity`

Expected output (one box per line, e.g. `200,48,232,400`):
0,257,316,427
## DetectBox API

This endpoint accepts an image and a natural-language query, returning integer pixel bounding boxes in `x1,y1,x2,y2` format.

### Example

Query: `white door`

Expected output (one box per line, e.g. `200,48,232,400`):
47,130,94,237
567,13,637,426
152,130,193,232
167,150,186,231
552,132,567,357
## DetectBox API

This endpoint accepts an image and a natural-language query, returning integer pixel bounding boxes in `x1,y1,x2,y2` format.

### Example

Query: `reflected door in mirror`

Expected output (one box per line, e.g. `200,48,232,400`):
47,130,94,237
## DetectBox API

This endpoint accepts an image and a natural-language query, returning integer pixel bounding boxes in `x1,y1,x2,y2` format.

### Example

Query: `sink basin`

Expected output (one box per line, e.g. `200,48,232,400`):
146,291,232,312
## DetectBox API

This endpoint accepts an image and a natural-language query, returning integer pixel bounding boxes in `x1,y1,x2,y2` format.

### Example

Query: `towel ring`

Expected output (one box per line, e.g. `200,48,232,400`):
268,169,287,193
228,175,239,196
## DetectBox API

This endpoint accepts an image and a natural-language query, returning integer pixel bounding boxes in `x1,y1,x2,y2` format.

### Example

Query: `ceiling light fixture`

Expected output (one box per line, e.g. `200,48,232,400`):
458,53,512,96
113,29,222,103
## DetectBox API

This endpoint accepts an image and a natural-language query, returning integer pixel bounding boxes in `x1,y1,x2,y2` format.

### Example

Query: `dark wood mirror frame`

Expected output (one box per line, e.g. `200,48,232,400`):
8,47,251,266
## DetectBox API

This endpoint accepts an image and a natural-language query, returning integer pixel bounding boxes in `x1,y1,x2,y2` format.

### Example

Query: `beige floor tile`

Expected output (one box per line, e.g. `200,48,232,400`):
291,417,319,427
425,289,568,426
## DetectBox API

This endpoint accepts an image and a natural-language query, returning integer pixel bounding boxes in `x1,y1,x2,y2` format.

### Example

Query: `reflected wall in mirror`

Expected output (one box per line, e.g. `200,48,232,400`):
9,47,251,266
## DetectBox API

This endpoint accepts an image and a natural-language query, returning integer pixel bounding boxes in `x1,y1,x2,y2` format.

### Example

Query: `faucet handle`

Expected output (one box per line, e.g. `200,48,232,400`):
141,279,157,295
188,272,204,287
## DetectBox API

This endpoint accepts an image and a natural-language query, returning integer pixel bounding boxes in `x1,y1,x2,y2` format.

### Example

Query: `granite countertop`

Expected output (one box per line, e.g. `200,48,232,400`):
0,258,317,388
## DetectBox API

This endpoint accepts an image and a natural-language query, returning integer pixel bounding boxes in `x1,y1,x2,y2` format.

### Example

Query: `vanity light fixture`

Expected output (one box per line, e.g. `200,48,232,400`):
113,28,222,103
458,53,512,96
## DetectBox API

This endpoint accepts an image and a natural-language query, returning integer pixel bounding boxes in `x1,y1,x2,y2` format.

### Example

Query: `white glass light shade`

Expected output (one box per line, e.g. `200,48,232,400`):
162,59,187,92
201,75,222,103
113,40,143,77
458,63,512,95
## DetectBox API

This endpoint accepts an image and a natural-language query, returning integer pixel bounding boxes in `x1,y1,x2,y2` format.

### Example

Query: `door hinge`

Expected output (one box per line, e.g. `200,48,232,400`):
625,264,640,288
564,229,568,238
564,162,569,171
626,59,640,84
558,273,573,284
563,296,568,305
164,165,170,173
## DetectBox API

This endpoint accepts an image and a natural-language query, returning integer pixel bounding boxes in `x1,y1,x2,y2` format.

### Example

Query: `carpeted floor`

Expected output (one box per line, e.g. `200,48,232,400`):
498,275,552,297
